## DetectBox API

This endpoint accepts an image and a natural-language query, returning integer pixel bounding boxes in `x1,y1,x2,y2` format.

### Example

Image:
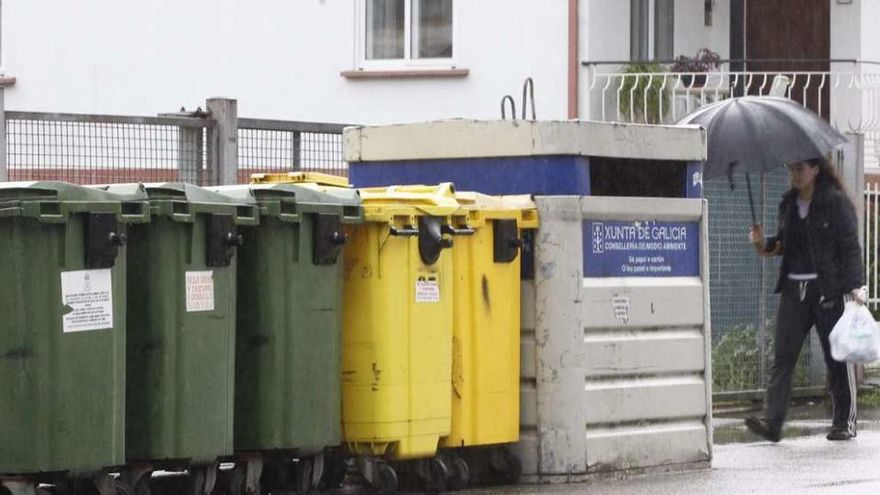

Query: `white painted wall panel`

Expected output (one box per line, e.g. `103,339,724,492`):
581,281,705,328
583,376,707,424
583,329,705,376
585,421,710,470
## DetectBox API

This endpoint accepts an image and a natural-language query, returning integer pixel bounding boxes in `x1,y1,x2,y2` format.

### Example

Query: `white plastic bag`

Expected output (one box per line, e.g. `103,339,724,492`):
830,301,880,363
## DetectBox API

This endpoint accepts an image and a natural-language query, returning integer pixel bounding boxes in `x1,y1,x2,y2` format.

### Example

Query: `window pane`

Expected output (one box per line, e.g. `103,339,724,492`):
414,0,453,59
367,0,405,60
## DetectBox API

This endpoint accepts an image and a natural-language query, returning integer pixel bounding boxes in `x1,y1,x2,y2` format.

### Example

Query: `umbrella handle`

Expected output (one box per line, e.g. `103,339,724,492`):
745,173,757,225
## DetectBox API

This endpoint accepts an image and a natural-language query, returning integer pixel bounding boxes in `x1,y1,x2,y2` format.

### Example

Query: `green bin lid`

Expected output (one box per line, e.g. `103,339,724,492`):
0,181,146,202
0,181,150,223
209,183,363,224
105,182,259,225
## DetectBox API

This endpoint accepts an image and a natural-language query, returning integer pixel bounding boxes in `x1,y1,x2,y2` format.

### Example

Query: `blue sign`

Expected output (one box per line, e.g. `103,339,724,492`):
583,220,700,277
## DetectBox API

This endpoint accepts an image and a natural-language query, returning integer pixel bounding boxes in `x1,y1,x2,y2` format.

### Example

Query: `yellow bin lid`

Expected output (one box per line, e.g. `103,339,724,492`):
250,171,351,188
358,182,463,220
454,192,539,228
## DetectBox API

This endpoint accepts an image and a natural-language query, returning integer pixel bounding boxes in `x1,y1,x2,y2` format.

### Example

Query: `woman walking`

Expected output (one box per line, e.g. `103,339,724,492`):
746,157,865,442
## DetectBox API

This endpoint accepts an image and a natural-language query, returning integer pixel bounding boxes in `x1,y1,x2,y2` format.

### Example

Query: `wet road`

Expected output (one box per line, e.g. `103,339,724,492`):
462,404,880,495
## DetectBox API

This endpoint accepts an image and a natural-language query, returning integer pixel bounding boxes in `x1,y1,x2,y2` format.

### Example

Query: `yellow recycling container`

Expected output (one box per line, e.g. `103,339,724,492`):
442,193,538,452
341,183,467,462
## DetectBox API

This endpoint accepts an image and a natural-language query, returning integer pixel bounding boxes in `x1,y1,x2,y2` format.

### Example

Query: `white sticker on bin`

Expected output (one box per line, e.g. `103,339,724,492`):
186,271,215,312
61,269,113,333
416,278,440,303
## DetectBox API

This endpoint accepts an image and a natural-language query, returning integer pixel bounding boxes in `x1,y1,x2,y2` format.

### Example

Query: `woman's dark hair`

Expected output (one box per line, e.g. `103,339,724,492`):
806,157,846,192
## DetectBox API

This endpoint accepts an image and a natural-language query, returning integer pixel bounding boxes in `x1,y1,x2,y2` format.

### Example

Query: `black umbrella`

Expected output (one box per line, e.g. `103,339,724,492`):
677,96,848,223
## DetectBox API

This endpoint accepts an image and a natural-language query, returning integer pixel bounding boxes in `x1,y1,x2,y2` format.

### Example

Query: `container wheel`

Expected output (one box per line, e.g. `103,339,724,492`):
293,457,314,495
227,465,260,495
117,471,151,495
422,457,449,495
319,456,347,490
69,478,100,495
446,455,470,492
182,466,218,495
492,448,521,484
370,462,398,495
113,480,132,495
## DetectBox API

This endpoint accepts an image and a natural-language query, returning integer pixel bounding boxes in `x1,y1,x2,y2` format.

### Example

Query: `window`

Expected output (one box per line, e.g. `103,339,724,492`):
360,0,454,67
630,0,674,61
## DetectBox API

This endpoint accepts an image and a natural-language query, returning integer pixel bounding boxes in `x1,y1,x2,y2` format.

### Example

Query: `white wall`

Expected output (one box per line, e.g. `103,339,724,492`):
829,0,862,130
583,0,630,63
580,0,630,119
1,0,569,124
673,0,729,61
831,0,861,61
859,0,880,63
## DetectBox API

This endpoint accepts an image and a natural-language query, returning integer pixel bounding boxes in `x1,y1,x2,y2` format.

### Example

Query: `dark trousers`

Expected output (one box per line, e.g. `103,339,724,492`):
763,279,858,434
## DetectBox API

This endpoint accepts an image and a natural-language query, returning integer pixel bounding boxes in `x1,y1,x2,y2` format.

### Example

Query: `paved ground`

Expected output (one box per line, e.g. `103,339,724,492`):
461,430,880,494
461,396,880,495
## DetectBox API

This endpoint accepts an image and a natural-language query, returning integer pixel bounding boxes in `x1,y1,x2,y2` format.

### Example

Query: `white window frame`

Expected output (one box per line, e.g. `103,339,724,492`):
354,0,458,70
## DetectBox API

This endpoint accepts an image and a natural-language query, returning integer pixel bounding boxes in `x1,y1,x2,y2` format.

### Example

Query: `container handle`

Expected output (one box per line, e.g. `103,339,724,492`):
390,225,419,236
442,225,475,236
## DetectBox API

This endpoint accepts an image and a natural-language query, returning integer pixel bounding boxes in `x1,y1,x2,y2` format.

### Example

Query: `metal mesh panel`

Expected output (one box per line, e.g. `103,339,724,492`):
6,113,210,185
237,119,348,182
706,168,814,395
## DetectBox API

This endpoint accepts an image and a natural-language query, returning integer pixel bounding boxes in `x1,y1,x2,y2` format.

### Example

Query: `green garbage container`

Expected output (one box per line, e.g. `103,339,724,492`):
210,181,362,493
106,183,258,488
0,182,149,483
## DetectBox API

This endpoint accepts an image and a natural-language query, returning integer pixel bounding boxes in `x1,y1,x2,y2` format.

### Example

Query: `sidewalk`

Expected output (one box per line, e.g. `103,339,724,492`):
462,393,880,495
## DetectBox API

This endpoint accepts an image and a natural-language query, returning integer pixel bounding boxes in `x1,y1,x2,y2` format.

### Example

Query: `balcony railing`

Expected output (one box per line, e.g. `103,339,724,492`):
584,61,880,130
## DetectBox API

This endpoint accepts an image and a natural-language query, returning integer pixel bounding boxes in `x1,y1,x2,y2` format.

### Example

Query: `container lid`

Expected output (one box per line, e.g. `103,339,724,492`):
455,192,539,228
209,183,363,223
104,182,259,224
0,181,147,203
358,182,462,220
0,181,150,223
142,182,257,205
250,172,351,188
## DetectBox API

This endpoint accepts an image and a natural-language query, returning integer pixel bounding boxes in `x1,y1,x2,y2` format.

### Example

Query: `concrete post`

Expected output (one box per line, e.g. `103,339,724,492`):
835,132,867,384
206,98,239,185
837,132,866,243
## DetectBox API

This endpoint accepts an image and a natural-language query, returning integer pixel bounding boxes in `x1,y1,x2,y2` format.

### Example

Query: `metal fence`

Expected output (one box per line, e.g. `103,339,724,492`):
3,107,350,186
706,170,819,399
6,112,211,185
585,67,880,127
238,119,347,181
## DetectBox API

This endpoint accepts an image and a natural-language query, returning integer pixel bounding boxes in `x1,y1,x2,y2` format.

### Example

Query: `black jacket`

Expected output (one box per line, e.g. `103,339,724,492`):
765,182,864,299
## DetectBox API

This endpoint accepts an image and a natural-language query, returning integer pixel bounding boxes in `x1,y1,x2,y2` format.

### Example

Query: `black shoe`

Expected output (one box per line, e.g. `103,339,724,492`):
826,427,855,441
744,416,781,443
